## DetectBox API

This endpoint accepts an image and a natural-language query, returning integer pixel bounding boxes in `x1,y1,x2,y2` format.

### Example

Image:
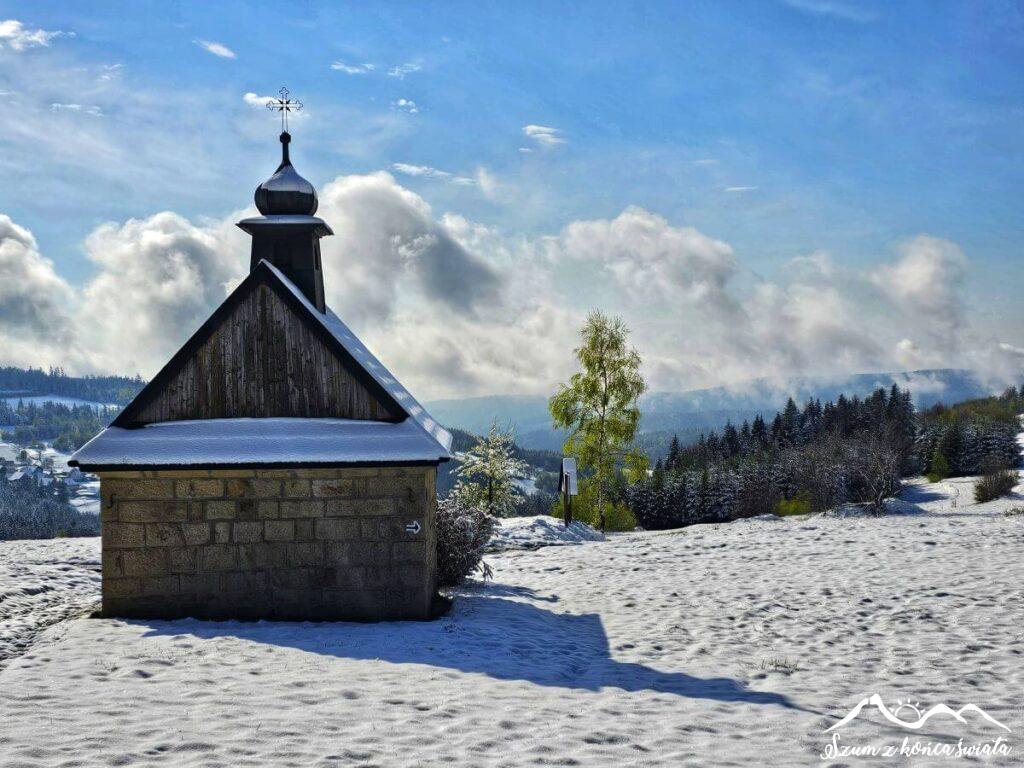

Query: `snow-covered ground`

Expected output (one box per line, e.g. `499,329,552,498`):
488,515,605,551
0,538,100,666
1,478,1023,766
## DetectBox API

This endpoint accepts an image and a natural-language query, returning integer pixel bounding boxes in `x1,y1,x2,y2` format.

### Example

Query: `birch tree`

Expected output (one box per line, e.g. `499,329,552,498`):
549,311,647,530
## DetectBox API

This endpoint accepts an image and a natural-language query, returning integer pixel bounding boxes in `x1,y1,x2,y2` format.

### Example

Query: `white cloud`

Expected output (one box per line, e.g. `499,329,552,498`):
873,234,967,342
474,167,499,199
0,215,75,368
781,0,878,23
387,62,422,79
390,163,486,190
51,103,102,116
522,124,566,147
694,158,718,166
317,172,500,324
724,186,757,193
331,61,374,74
391,163,447,179
77,212,247,375
0,19,70,51
99,63,122,81
193,39,236,59
555,206,739,313
1,175,1020,398
391,98,419,114
243,92,274,108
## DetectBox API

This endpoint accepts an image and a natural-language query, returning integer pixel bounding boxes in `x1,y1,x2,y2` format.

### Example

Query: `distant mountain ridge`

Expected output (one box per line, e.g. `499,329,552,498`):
426,368,993,450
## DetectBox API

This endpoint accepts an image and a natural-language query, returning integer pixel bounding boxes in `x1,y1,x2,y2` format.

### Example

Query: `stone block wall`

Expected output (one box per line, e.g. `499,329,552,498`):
98,466,437,621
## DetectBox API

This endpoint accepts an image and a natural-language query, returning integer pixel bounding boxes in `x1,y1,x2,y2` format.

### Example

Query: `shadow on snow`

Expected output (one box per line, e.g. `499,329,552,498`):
139,594,800,709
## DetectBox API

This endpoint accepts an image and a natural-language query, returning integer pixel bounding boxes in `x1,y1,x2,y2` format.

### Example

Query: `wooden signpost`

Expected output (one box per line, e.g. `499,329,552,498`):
559,457,578,527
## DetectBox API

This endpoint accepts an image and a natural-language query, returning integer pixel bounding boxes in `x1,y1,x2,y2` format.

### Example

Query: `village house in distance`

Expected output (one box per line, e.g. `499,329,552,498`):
70,91,452,621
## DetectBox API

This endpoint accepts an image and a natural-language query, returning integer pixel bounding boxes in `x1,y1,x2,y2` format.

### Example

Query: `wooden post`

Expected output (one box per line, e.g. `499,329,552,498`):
560,457,576,527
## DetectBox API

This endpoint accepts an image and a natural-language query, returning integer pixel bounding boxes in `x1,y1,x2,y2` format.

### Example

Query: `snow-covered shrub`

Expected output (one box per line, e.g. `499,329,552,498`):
974,455,1018,503
435,495,495,588
844,435,902,510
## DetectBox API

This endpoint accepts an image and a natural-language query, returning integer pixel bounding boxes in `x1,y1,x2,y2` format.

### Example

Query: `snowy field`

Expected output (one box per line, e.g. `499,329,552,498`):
1,480,1023,766
488,515,605,551
0,538,100,666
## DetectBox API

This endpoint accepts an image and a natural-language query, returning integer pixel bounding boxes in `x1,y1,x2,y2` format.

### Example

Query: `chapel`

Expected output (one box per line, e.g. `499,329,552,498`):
71,106,451,621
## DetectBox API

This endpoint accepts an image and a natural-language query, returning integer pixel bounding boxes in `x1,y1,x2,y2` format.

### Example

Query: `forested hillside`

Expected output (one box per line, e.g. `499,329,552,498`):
626,384,1021,530
0,366,143,406
1,401,120,452
916,387,1024,478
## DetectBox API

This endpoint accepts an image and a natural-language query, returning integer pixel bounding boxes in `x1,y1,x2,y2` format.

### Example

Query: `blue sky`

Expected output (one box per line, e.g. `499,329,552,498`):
1,2,1023,396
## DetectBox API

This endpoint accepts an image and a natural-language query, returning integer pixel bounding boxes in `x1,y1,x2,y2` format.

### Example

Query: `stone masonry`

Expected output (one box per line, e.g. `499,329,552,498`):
98,466,437,621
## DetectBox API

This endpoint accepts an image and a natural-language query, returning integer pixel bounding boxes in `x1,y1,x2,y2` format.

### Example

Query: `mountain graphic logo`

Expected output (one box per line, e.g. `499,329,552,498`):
827,694,1011,733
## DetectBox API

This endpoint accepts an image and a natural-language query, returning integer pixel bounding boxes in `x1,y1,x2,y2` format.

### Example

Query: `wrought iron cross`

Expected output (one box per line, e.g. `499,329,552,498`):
267,87,302,131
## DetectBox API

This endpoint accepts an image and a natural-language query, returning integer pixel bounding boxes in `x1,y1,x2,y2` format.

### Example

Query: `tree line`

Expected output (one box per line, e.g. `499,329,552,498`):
628,386,917,529
1,400,120,452
0,366,143,406
0,474,99,540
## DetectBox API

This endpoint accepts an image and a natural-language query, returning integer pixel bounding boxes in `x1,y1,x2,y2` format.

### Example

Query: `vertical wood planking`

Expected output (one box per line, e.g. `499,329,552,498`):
133,284,396,423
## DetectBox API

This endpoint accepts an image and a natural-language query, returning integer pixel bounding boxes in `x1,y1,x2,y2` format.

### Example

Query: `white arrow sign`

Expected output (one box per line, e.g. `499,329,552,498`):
405,520,421,535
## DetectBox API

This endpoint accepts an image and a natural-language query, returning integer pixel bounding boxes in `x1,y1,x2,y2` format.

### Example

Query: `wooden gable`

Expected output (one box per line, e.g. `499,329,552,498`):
115,264,404,426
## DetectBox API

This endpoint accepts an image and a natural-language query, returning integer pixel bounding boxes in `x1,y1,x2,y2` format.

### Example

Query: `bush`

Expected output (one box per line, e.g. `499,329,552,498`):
435,496,495,588
774,496,811,517
602,502,637,532
974,455,1018,503
558,480,637,531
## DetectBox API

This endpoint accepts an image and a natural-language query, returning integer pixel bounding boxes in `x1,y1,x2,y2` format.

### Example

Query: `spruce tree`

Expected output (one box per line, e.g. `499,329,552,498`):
667,434,681,472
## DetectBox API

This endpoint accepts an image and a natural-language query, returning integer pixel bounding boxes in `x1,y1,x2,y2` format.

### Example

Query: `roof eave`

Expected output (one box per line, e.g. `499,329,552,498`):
70,457,449,472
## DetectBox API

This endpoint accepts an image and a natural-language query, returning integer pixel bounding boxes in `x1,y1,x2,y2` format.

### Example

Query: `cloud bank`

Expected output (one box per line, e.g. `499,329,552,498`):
0,19,70,51
0,174,1017,399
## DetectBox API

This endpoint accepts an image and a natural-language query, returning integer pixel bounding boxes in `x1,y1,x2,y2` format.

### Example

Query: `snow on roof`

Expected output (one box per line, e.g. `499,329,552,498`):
69,417,450,470
262,261,453,454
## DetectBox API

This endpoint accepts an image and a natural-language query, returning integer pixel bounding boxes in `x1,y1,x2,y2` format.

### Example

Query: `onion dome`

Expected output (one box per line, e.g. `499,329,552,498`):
254,132,318,216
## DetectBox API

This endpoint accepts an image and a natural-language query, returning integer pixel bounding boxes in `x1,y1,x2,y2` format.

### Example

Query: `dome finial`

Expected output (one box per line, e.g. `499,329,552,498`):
253,92,317,216
279,131,291,169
